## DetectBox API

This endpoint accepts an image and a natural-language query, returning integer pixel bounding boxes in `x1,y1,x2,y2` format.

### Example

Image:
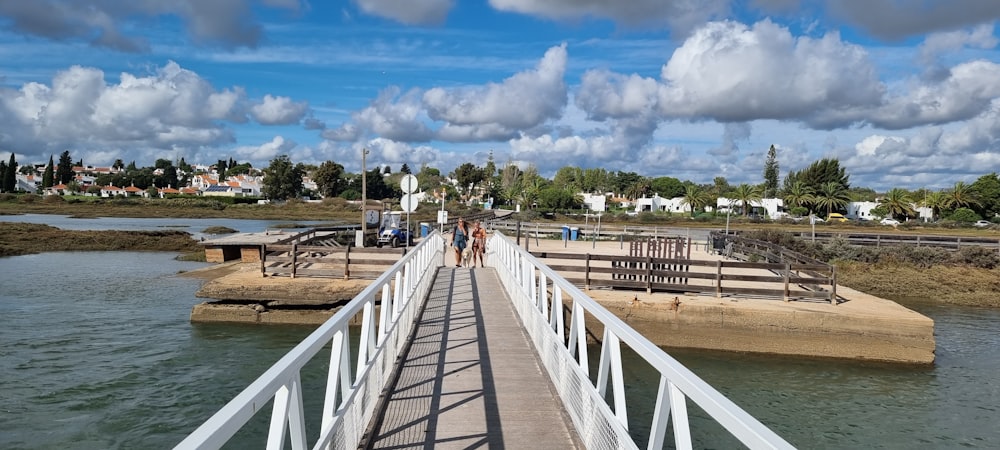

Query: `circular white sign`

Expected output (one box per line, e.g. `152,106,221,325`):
400,193,419,213
400,174,418,194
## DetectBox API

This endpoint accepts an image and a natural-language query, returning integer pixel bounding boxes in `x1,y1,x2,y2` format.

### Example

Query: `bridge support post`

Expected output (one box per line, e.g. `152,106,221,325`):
715,260,723,298
783,263,790,302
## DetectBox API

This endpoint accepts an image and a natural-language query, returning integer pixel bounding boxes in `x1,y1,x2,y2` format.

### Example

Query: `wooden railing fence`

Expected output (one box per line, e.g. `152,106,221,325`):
530,251,836,304
261,243,405,279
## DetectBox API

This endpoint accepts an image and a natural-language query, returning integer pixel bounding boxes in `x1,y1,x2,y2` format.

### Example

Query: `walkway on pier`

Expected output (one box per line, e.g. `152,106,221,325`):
366,266,579,449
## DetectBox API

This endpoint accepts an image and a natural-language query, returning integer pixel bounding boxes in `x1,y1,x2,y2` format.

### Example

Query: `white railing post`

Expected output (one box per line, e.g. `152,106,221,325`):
484,231,793,450
177,233,446,450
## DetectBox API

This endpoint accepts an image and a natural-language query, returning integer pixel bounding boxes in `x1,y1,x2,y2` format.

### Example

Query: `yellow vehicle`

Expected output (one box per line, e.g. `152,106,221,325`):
826,213,849,223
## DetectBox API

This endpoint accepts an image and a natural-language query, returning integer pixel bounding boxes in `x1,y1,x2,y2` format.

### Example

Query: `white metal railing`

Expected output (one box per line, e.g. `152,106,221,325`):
175,232,446,450
489,231,795,450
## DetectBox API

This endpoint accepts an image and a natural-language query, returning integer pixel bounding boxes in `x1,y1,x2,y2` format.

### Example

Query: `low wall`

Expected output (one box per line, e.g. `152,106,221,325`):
587,287,935,364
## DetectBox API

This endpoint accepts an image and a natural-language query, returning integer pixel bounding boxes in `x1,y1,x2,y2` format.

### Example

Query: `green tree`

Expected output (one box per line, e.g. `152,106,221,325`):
157,166,179,189
971,173,1000,218
416,164,443,192
262,155,304,201
949,207,981,223
731,183,763,217
624,180,651,200
178,157,192,173
313,161,346,198
2,153,15,192
712,176,731,197
612,171,644,195
763,144,779,198
552,166,582,192
215,159,228,179
922,190,950,221
452,162,485,199
399,163,411,174
878,188,916,220
0,160,6,192
782,181,815,214
499,162,523,207
154,158,172,170
649,176,685,198
42,155,54,188
56,151,74,185
815,181,850,217
228,162,253,175
537,187,582,210
518,166,546,208
789,158,849,197
113,159,125,171
680,184,712,217
946,181,980,209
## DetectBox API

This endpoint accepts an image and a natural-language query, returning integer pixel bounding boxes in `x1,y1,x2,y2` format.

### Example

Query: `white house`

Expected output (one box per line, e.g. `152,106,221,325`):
717,197,784,218
634,194,662,212
845,201,878,221
847,201,935,221
581,193,607,212
661,197,692,214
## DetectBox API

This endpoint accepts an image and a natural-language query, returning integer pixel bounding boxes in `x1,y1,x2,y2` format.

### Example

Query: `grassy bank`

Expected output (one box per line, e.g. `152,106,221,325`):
836,261,1000,307
0,222,203,259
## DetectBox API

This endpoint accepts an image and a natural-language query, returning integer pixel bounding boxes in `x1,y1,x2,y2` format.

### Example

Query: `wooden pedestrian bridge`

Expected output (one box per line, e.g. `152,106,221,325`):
176,231,794,449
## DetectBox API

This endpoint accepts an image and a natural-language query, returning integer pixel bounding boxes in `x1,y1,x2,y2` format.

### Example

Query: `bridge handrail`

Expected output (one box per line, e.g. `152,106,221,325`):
175,232,446,450
489,231,794,450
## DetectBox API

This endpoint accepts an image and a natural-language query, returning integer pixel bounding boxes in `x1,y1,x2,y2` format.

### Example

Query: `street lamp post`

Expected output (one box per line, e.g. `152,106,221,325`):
360,147,369,242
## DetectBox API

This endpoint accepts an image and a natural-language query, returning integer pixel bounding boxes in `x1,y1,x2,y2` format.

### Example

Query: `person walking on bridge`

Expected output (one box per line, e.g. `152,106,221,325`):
471,221,487,267
451,218,469,267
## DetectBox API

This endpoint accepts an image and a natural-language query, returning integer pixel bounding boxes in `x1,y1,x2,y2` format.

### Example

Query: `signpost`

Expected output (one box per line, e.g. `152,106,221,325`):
399,175,418,251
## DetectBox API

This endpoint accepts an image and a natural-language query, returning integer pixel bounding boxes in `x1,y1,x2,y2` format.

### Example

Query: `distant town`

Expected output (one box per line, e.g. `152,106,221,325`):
2,150,999,226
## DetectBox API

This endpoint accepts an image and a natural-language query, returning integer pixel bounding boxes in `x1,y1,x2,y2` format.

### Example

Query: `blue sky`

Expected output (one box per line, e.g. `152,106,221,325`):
2,1,1000,191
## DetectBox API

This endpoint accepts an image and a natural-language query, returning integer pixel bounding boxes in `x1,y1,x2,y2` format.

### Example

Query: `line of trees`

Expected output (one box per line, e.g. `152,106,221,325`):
8,147,1000,224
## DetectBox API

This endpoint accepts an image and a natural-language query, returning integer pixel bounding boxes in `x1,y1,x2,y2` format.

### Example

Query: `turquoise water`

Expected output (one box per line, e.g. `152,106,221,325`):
1,245,998,448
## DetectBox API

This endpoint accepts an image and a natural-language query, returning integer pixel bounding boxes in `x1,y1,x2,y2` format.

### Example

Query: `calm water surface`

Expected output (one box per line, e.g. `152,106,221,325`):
1,218,998,448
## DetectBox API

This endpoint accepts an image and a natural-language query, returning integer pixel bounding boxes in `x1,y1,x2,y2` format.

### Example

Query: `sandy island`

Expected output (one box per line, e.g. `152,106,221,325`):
184,238,935,364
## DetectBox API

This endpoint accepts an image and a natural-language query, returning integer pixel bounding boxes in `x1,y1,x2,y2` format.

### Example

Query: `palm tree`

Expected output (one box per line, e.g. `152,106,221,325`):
680,184,712,217
624,180,651,201
731,183,763,217
922,190,949,221
782,181,815,214
878,188,916,220
947,181,980,209
815,181,850,217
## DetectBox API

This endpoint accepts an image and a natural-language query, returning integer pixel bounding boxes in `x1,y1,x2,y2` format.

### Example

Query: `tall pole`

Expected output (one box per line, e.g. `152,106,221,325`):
361,147,369,238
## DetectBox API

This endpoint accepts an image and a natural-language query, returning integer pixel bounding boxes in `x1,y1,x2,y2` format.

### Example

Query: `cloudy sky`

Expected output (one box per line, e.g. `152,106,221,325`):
2,0,1000,190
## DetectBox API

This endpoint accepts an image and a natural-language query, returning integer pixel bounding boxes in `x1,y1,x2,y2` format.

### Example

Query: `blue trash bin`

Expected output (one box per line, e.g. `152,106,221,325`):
570,227,579,241
561,225,570,240
420,222,430,237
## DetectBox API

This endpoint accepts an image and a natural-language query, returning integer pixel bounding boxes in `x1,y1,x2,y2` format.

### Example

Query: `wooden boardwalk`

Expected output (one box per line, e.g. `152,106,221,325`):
366,267,579,449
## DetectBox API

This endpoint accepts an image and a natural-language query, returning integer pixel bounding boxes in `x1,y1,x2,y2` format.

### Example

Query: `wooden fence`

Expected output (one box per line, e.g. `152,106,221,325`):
530,251,837,304
787,230,1000,251
261,243,406,279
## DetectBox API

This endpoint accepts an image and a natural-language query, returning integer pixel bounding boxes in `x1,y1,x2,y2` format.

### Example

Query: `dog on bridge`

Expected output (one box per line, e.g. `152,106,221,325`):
461,247,473,268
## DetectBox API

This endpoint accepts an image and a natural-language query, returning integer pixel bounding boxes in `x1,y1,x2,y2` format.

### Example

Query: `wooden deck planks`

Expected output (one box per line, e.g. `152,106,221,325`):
367,267,579,449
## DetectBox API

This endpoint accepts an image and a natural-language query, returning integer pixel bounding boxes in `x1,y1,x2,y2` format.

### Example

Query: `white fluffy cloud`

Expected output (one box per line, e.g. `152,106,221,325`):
0,61,316,168
234,135,297,161
326,45,569,145
658,20,884,126
251,95,309,125
871,60,1000,129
